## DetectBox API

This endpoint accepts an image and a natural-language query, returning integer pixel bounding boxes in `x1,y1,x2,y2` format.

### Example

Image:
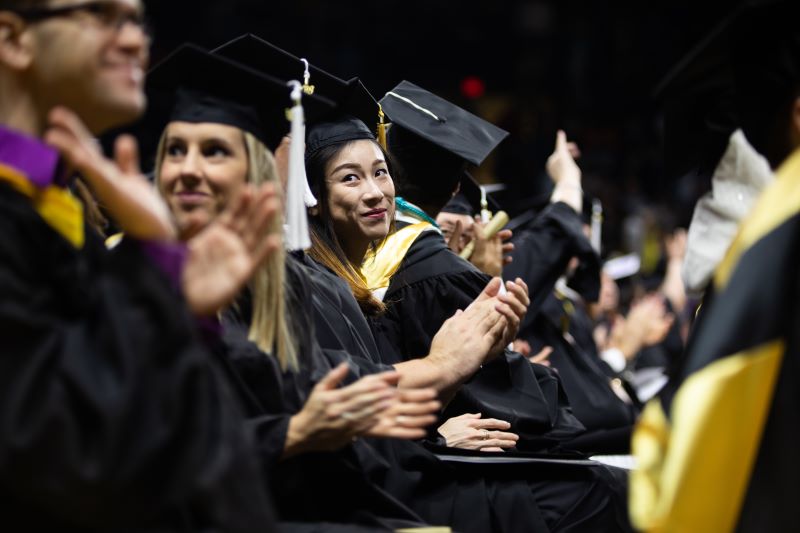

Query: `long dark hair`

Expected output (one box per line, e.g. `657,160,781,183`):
305,139,392,316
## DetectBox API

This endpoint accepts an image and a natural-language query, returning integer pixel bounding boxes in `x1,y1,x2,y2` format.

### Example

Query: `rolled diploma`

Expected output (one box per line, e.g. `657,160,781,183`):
459,210,509,260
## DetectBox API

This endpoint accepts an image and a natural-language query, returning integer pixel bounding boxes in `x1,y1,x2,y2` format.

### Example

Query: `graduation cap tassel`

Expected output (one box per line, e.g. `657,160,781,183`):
377,104,388,150
284,80,313,251
591,198,603,254
479,185,492,223
300,58,315,95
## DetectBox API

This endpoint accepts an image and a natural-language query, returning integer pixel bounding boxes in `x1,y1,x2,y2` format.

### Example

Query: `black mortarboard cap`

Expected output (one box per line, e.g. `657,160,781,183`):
380,80,509,166
441,172,501,216
306,116,375,158
145,43,334,150
212,34,381,129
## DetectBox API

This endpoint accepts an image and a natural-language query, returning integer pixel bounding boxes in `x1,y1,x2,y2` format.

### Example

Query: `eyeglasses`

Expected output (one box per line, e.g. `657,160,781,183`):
12,1,150,35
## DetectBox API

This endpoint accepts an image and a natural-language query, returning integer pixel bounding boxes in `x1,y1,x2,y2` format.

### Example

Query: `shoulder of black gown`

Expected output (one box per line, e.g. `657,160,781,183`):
291,252,394,378
374,230,491,361
0,183,276,531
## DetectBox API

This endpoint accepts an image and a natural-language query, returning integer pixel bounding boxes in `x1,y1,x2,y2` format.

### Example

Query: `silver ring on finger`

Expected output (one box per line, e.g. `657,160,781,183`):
340,411,357,421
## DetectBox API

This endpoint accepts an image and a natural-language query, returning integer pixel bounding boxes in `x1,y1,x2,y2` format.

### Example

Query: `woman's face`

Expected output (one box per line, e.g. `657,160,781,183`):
325,140,395,258
158,121,249,234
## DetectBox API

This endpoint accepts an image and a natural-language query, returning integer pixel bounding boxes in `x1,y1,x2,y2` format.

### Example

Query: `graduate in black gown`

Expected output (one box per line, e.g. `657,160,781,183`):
301,111,632,531
352,82,596,450
503,176,638,453
212,34,633,532
0,4,279,531
149,43,444,532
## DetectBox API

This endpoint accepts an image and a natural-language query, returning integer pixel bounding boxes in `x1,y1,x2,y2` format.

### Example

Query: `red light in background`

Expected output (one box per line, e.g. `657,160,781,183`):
460,76,485,99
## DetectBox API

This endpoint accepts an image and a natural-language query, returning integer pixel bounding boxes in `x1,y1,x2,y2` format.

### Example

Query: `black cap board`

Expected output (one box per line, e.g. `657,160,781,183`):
441,172,501,216
145,43,335,150
212,34,381,130
306,116,375,158
380,80,509,166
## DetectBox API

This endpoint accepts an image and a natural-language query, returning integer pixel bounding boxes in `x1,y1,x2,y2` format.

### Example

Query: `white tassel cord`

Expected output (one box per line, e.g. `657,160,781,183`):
284,80,313,251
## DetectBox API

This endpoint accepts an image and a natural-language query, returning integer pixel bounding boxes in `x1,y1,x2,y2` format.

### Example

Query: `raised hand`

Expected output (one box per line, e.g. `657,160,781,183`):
44,106,176,241
181,184,281,316
284,364,399,457
547,130,583,213
437,412,519,452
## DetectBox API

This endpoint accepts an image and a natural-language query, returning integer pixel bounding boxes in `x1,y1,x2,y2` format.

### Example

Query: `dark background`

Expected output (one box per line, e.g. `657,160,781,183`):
141,0,739,257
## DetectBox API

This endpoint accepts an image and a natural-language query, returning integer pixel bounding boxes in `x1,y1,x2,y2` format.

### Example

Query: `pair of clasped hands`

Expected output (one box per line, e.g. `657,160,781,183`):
46,109,530,452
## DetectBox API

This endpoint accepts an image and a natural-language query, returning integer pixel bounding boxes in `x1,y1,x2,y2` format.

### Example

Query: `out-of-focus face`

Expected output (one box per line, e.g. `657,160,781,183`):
14,0,150,133
598,271,620,313
436,211,474,253
158,121,249,235
325,139,394,259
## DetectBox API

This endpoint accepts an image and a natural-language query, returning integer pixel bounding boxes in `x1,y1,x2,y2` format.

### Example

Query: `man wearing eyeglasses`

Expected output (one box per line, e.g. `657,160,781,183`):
0,0,148,134
0,2,279,532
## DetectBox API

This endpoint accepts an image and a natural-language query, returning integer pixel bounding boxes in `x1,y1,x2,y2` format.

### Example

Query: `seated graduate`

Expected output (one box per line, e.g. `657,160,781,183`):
315,81,587,451
216,34,632,533
436,173,514,278
146,43,445,532
0,2,282,530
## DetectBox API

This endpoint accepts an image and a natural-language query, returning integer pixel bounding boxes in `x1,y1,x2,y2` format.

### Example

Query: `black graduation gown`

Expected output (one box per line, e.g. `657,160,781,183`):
299,253,631,533
523,293,637,454
219,262,428,532
0,183,276,532
367,220,584,450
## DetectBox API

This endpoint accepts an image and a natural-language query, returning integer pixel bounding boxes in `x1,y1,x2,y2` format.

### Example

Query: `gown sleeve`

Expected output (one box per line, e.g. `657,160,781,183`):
0,186,275,531
504,201,600,321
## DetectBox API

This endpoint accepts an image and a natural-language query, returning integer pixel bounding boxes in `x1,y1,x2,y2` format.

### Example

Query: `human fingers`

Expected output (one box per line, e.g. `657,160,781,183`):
447,219,464,252
496,228,513,242
472,277,503,305
555,129,568,152
243,187,280,253
513,339,532,356
504,279,530,310
114,134,141,176
393,397,441,418
48,107,96,149
480,438,518,449
501,242,514,255
480,447,505,452
373,370,402,388
314,362,351,392
497,291,526,320
333,392,395,420
332,379,396,410
567,141,581,159
493,300,520,332
470,418,512,431
529,346,553,365
514,278,530,299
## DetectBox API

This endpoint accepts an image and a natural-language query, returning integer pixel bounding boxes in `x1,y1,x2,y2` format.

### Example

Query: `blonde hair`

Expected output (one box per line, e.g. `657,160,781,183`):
155,126,298,371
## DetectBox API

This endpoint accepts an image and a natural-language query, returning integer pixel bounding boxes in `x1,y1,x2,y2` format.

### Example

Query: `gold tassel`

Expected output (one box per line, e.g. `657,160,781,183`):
377,104,387,150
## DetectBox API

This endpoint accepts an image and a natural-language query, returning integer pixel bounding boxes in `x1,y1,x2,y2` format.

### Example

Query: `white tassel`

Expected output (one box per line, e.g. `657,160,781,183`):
285,80,313,251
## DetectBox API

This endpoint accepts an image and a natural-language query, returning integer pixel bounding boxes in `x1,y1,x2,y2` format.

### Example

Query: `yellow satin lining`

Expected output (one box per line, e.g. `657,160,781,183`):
631,340,784,532
0,163,84,248
361,221,432,291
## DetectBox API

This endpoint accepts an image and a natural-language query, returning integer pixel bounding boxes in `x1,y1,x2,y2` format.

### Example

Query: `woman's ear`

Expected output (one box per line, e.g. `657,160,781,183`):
308,205,319,216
